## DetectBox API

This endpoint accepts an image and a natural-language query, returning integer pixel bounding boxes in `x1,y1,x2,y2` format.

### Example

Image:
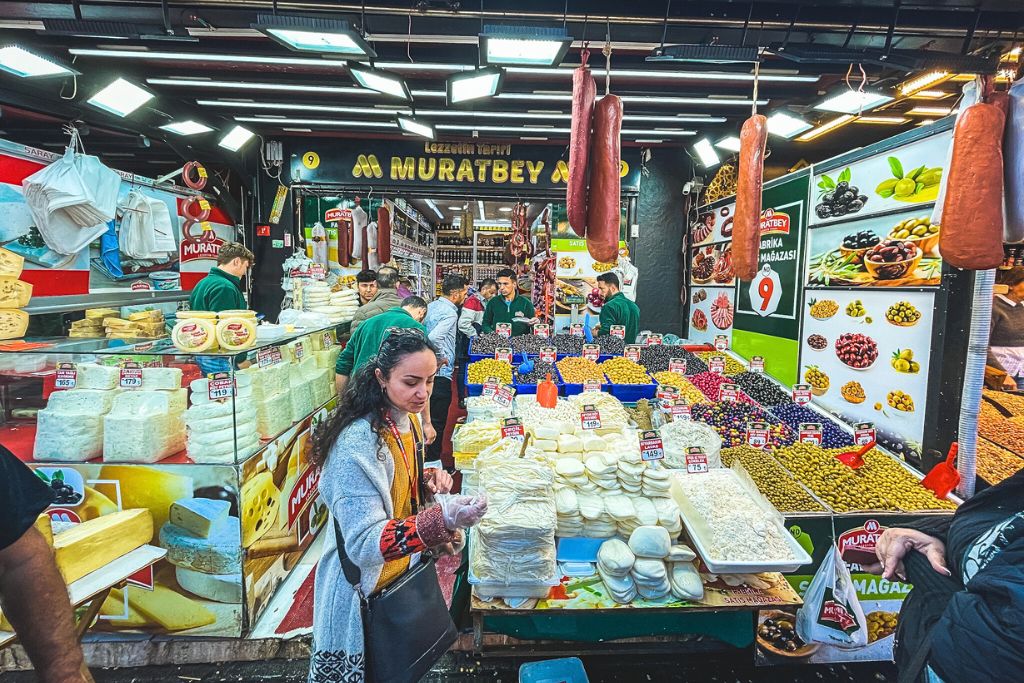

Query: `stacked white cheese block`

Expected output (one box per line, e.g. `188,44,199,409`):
34,387,119,461
103,387,187,463
185,374,259,464
239,362,293,438
323,288,359,324
300,282,332,312
596,532,703,604
160,498,243,603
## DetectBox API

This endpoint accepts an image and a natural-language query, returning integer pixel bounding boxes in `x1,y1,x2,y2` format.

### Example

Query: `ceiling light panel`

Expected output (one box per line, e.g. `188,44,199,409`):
160,120,214,135
349,65,411,99
448,66,503,104
0,45,73,78
797,115,855,141
898,70,951,96
219,125,255,151
253,14,375,58
479,25,572,67
907,106,953,116
70,48,351,68
909,90,951,100
766,111,812,138
715,136,742,152
692,138,720,167
814,90,893,114
854,115,909,125
87,78,153,117
396,115,435,139
149,78,372,96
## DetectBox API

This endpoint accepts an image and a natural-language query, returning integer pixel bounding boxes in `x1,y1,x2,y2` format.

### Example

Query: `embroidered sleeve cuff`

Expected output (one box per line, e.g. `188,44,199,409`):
415,505,456,548
379,516,428,561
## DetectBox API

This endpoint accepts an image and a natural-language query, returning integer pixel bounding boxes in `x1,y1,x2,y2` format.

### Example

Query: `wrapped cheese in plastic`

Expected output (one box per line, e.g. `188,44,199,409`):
103,391,184,463
172,318,218,352
628,525,670,559
597,538,636,576
216,317,257,351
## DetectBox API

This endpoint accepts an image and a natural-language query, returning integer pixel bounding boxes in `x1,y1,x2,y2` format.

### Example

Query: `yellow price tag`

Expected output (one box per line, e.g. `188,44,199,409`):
197,166,208,178
200,221,213,232
302,151,320,169
198,198,211,211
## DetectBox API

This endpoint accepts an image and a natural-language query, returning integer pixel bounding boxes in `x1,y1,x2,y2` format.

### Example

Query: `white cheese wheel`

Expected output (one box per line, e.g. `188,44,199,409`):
172,319,218,352
216,317,257,352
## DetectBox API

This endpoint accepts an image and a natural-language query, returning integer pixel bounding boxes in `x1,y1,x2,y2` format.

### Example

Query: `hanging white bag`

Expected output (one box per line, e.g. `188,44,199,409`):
795,545,868,649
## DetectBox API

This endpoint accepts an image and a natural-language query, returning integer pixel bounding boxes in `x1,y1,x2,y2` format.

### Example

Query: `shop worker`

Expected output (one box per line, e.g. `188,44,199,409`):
988,267,1024,391
350,266,403,331
594,272,640,343
189,242,252,312
482,268,536,337
0,446,94,683
424,274,468,466
355,269,378,306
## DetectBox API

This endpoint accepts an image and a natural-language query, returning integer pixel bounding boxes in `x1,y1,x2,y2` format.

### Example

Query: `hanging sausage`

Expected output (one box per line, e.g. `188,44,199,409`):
733,113,768,281
585,93,623,263
376,205,392,264
352,197,368,266
568,49,596,238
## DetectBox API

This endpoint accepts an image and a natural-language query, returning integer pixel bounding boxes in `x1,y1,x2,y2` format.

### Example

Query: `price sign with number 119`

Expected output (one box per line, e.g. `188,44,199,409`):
749,264,782,317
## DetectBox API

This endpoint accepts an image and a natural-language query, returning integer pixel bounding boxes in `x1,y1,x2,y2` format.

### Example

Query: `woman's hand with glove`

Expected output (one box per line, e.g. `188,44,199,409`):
434,494,488,531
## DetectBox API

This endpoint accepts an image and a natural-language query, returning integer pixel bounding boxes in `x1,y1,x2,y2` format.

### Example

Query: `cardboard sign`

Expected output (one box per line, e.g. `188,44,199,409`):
749,356,765,373
610,325,626,339
639,430,665,462
799,422,823,446
746,421,770,449
496,323,512,338
533,323,551,338
582,344,600,362
709,356,726,374
580,405,602,430
669,358,687,375
645,333,663,346
54,362,77,389
501,417,525,441
793,383,812,405
855,422,876,446
583,378,602,393
569,323,584,337
118,361,143,389
495,347,513,363
685,447,709,474
720,383,740,402
714,335,729,351
624,345,642,362
258,346,283,368
207,372,235,401
539,346,557,364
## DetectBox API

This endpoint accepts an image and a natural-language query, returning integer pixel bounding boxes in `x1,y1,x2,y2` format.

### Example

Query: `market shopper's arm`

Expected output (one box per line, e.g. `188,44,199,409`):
0,529,93,683
862,527,951,582
458,299,483,338
480,298,496,333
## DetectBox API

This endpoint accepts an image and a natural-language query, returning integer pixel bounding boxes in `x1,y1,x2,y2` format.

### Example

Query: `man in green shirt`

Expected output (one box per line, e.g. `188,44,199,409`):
594,272,640,343
481,268,536,336
188,242,252,312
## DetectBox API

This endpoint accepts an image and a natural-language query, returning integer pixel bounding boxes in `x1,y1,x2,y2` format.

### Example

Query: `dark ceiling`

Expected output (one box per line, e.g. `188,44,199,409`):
0,0,1021,183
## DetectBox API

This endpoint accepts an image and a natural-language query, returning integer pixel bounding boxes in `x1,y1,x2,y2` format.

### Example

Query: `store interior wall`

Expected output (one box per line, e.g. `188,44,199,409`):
251,169,294,321
635,147,691,336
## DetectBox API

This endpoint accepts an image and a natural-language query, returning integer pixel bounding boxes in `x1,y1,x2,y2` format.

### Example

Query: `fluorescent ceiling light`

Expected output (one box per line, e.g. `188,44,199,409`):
159,120,214,135
200,100,403,115
218,125,255,151
70,47,351,68
396,115,435,139
447,206,463,211
917,119,936,126
854,115,909,125
0,45,73,78
478,200,486,220
898,70,950,96
498,207,512,213
148,78,371,96
625,114,726,123
494,92,768,106
447,66,503,104
349,65,410,99
766,111,812,138
480,25,571,67
715,136,742,152
424,199,444,220
235,116,394,128
910,90,951,99
908,106,953,116
814,89,893,114
503,65,818,83
692,138,720,167
87,78,153,117
253,14,374,58
796,115,855,141
635,139,664,143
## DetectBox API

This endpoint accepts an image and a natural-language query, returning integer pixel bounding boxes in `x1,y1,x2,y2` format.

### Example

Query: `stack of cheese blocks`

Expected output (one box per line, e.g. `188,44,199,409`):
70,307,119,338
185,373,259,463
0,247,30,340
160,498,243,604
238,362,293,438
327,288,359,324
103,367,186,463
104,309,167,339
300,282,332,313
597,530,704,604
312,333,341,393
34,381,119,461
284,337,332,417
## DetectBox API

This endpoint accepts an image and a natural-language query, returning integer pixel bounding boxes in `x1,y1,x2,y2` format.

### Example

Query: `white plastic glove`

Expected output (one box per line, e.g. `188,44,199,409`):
434,494,488,531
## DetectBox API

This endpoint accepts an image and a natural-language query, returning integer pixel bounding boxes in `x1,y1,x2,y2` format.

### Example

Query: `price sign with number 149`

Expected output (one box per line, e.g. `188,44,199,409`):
749,264,782,317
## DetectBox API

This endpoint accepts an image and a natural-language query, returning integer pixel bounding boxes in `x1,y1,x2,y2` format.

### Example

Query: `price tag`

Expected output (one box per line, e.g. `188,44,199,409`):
746,422,770,449
749,263,782,317
669,358,687,375
54,362,77,389
495,347,513,363
720,383,740,402
624,345,642,362
569,323,584,337
583,378,602,393
482,376,501,397
671,401,693,421
501,417,525,442
491,385,516,408
854,422,876,446
321,332,334,349
714,335,729,351
793,383,812,405
656,385,679,401
686,447,709,474
533,323,551,338
799,422,823,446
258,346,283,368
207,371,236,401
610,325,626,339
118,361,143,389
645,334,663,346
582,344,600,362
539,346,557,364
638,430,665,462
749,356,765,373
310,263,327,281
496,323,512,338
293,341,305,361
580,404,602,430
709,355,726,374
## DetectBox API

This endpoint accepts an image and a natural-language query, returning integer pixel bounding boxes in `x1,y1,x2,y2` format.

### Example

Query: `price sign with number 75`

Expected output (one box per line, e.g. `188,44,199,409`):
749,264,782,317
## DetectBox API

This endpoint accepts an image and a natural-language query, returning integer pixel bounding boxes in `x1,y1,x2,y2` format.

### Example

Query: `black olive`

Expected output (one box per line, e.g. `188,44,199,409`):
785,641,799,652
841,190,857,203
821,192,834,204
849,186,859,195
758,625,773,638
836,181,850,193
848,200,864,211
816,205,832,219
833,205,847,217
858,194,869,204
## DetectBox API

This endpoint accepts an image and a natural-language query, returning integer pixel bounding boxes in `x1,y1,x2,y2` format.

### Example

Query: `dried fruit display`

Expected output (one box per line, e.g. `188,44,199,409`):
976,438,1024,484
710,292,734,330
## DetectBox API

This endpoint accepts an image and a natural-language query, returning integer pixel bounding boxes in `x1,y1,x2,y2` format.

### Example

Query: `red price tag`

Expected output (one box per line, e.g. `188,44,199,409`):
294,341,305,361
610,325,626,339
501,417,525,441
495,347,513,363
686,447,709,474
569,323,584,337
709,356,726,374
638,430,665,462
793,383,812,405
539,346,557,364
310,264,326,281
258,346,283,368
119,361,143,389
799,422,823,445
583,378,602,393
533,323,551,338
491,385,515,408
322,332,334,349
720,383,740,402
714,335,729,351
624,345,642,362
669,358,687,375
746,421,770,449
671,401,692,421
749,356,765,373
496,323,512,338
645,334,663,346
656,385,679,401
582,344,600,361
54,362,77,389
580,405,602,430
207,371,235,401
855,422,876,446
482,376,501,397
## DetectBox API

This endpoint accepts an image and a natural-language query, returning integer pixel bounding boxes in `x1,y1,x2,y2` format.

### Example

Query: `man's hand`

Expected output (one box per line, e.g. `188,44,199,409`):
423,467,453,495
862,528,951,582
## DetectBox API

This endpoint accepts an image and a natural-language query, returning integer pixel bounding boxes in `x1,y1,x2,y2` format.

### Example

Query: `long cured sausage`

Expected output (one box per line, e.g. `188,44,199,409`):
939,99,1006,270
568,54,596,238
337,216,352,267
733,114,768,281
377,206,392,264
586,94,623,263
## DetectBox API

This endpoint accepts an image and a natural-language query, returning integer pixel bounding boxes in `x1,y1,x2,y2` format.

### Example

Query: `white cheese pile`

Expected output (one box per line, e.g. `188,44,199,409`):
103,390,186,463
658,419,722,470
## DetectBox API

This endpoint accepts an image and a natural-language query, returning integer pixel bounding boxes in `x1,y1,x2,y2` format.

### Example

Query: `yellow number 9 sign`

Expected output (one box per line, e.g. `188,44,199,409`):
302,152,321,170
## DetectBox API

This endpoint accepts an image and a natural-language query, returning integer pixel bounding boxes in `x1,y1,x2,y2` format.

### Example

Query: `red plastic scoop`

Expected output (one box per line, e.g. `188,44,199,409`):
921,442,960,499
835,440,875,469
537,372,558,409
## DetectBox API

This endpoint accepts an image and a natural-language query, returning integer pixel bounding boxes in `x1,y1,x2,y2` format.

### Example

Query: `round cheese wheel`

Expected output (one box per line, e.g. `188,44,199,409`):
178,311,218,320
172,319,218,352
216,317,257,351
217,309,257,319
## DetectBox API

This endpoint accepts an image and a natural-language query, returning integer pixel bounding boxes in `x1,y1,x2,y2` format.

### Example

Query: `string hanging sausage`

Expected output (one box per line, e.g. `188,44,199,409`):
568,51,596,238
585,94,623,263
733,114,767,281
377,206,392,264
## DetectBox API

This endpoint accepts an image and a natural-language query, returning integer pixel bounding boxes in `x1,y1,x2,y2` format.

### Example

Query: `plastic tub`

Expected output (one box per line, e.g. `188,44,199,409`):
556,536,607,564
519,658,589,683
149,271,180,290
605,373,657,401
468,565,560,599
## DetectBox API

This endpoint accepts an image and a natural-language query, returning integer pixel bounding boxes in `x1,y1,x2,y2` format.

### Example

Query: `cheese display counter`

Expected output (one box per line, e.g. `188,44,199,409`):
0,325,339,638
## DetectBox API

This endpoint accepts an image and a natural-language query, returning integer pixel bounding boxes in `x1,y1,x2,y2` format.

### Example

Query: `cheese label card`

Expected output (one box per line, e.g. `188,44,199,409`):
645,333,663,346
746,422,770,449
686,447,709,474
720,383,740,402
258,346,283,368
533,323,551,338
750,356,765,373
638,430,665,462
207,372,235,401
799,422,823,446
496,323,512,338
539,346,557,364
624,345,642,362
709,356,726,374
656,385,679,401
501,417,525,441
580,405,602,430
310,263,327,281
482,377,501,397
669,358,687,375
610,325,626,339
119,361,143,389
491,385,515,408
321,332,334,349
54,362,77,389
495,347,513,363
793,383,812,405
569,323,584,337
583,378,602,393
293,341,305,361
582,344,600,361
671,401,692,421
714,334,729,351
855,422,876,446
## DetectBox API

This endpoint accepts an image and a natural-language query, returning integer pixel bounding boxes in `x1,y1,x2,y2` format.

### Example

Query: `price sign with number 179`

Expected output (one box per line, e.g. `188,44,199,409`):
749,264,782,317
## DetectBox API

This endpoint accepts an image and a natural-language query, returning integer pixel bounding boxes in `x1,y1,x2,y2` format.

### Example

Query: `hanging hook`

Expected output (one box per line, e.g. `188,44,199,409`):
603,19,612,96
659,0,672,51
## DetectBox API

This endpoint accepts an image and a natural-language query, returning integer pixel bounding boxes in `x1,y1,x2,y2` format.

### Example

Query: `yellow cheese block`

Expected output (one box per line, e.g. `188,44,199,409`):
0,309,28,340
97,466,194,541
54,509,153,584
69,330,104,338
79,486,119,521
0,247,25,278
215,317,257,352
171,318,218,353
0,277,32,308
128,309,163,322
241,471,280,547
34,514,53,546
103,317,134,329
100,588,150,628
70,319,102,329
86,307,119,320
117,583,216,632
134,321,167,336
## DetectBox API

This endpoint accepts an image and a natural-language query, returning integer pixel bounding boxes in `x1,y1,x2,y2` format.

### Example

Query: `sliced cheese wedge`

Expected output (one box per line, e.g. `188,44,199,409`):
54,508,154,584
0,247,25,278
0,277,32,308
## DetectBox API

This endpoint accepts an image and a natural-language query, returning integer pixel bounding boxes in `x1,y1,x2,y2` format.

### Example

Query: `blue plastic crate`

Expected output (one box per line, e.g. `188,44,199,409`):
519,657,589,683
515,365,565,396
604,373,657,402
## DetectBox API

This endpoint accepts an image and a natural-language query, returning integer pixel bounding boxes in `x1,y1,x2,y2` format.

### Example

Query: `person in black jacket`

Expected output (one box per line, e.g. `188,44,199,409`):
864,469,1024,683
